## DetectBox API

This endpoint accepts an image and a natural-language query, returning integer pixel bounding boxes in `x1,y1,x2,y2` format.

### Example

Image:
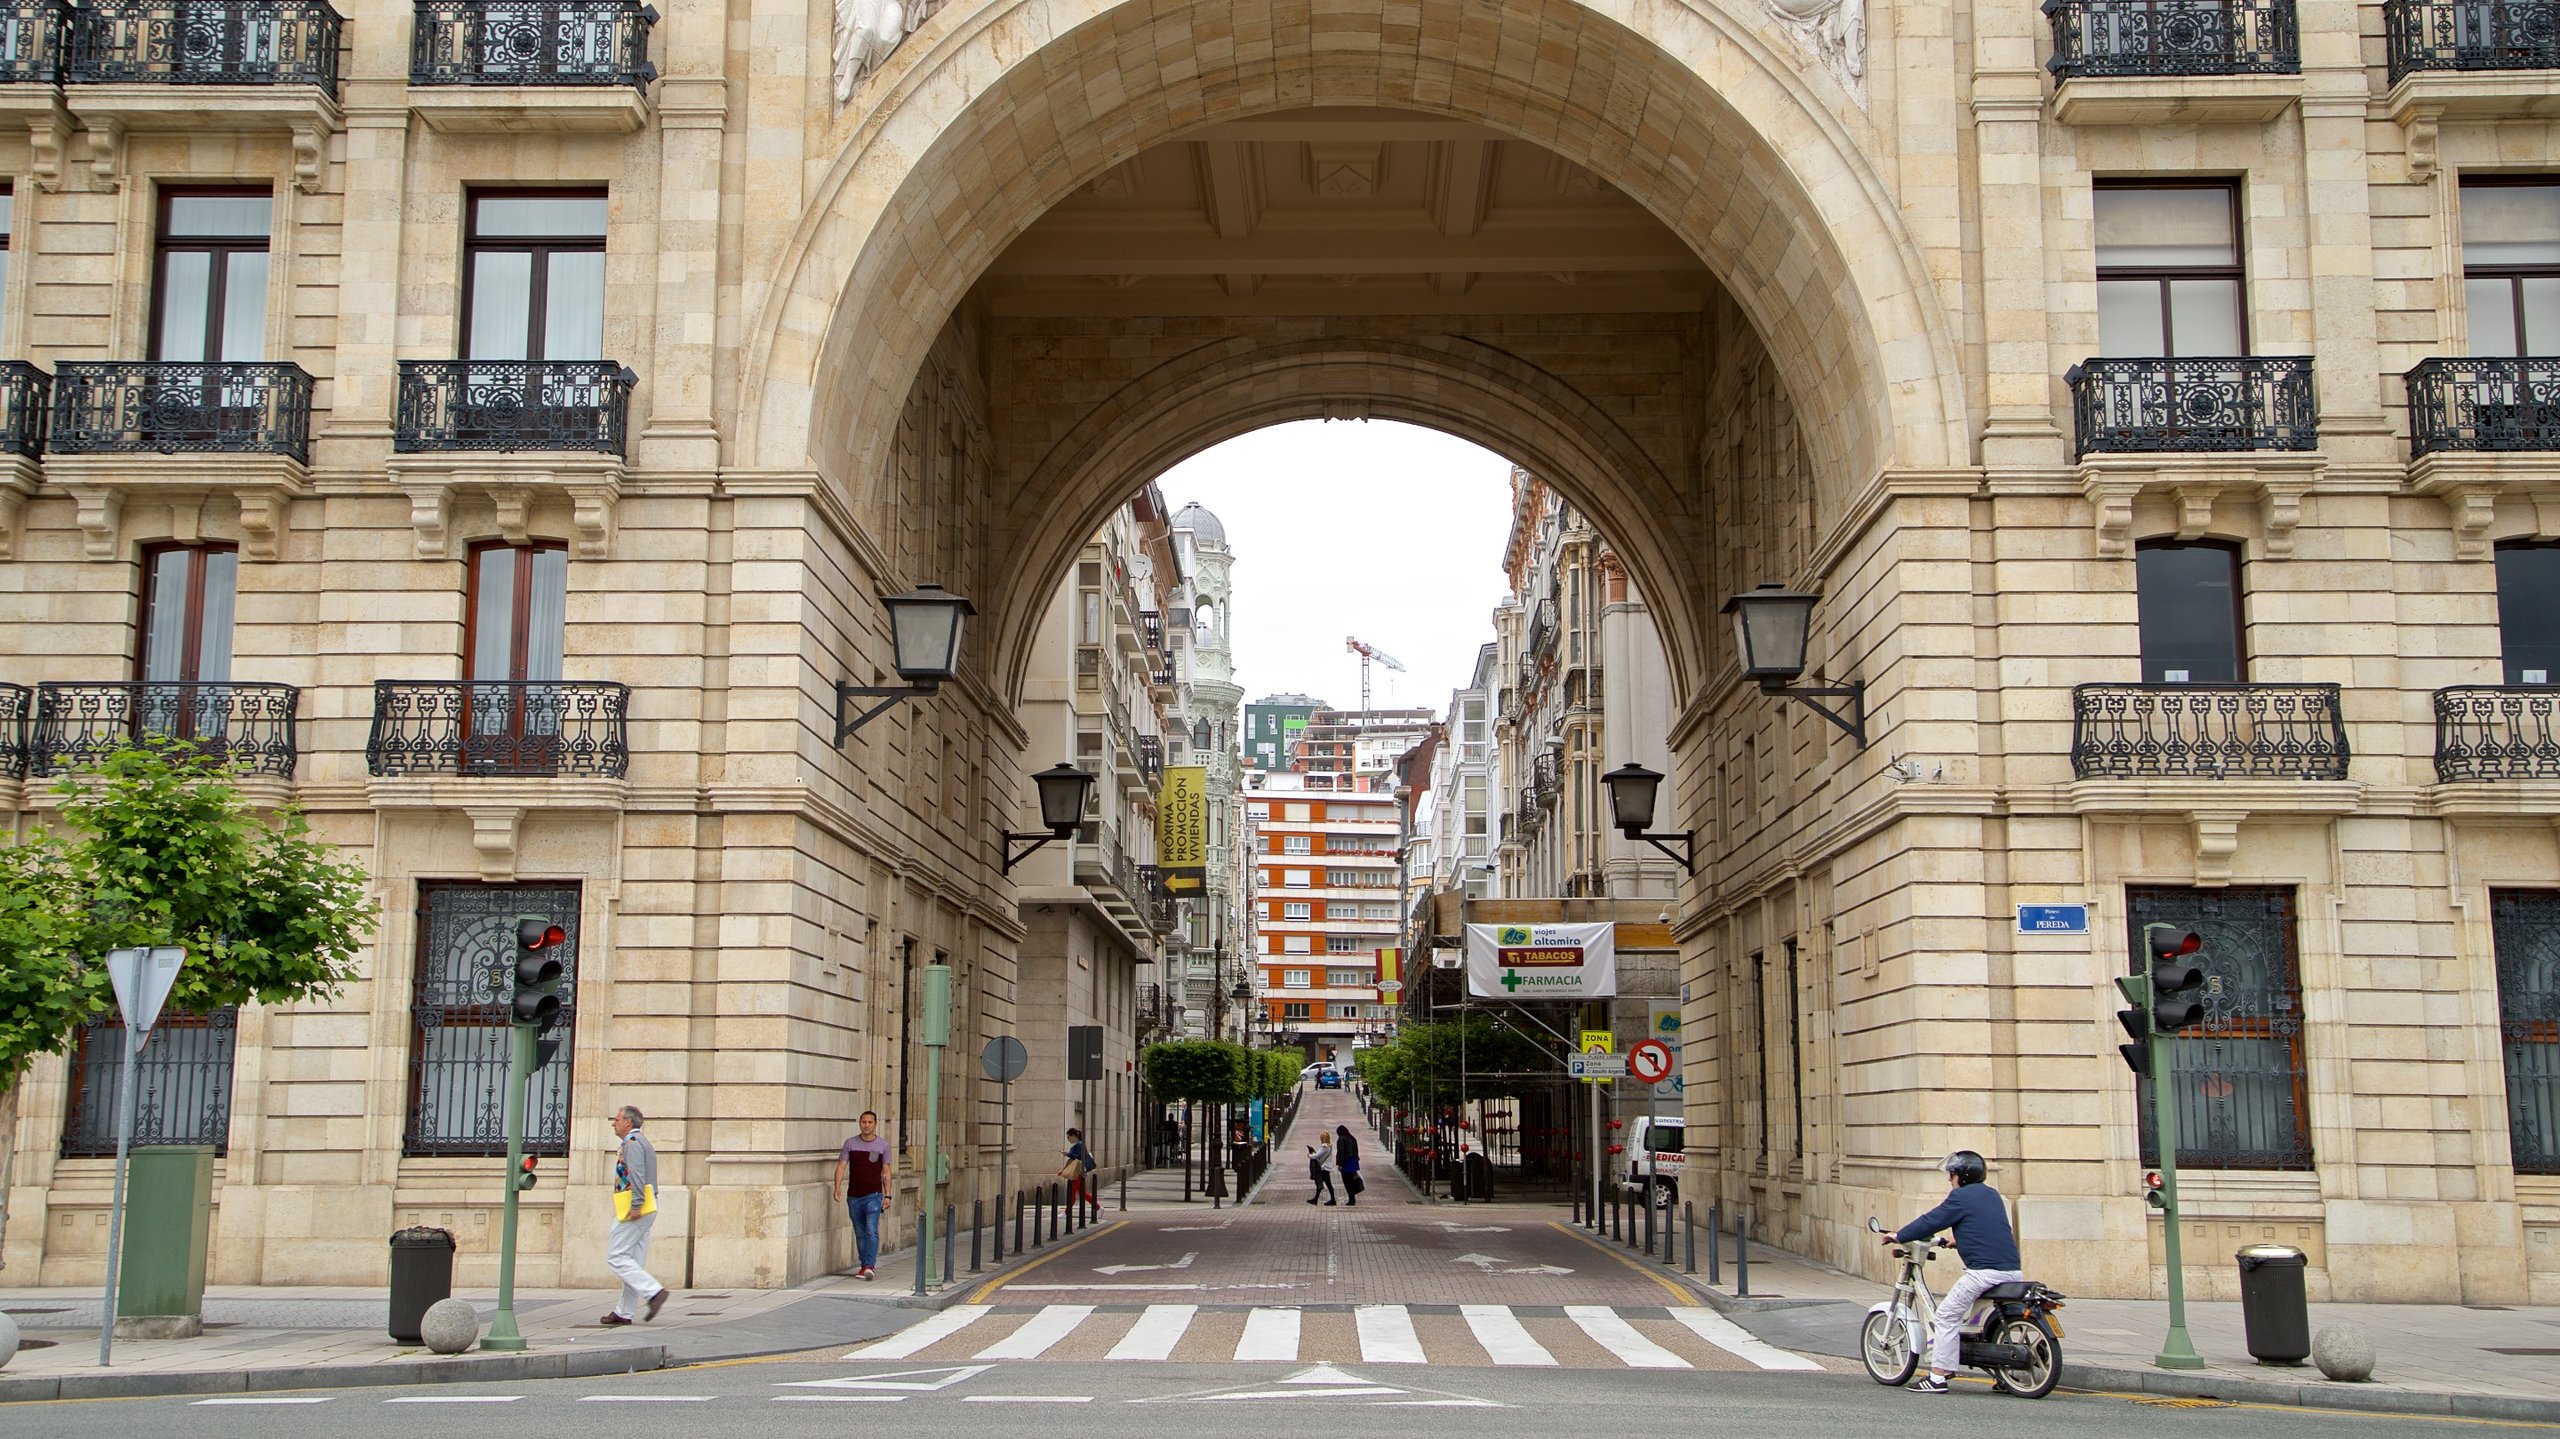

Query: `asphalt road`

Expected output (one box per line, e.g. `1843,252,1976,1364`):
18,1349,2491,1437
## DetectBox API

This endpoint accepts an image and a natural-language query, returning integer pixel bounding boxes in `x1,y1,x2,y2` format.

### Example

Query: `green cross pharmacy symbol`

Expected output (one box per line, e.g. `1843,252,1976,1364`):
1502,969,1525,992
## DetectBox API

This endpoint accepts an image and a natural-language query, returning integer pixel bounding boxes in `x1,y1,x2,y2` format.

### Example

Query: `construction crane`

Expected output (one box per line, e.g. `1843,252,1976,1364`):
1345,636,1406,714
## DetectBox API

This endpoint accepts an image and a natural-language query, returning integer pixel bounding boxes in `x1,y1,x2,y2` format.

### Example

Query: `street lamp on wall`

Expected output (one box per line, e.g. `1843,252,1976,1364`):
1602,761,1694,875
1001,762,1097,875
835,585,977,743
1721,583,1868,748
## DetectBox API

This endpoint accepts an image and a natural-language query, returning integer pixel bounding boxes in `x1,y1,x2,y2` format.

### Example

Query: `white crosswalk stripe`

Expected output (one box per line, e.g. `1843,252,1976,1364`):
856,1302,1821,1373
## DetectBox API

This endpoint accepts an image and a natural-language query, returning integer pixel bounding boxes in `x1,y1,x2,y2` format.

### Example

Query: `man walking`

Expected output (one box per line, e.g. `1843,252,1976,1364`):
833,1109,894,1280
602,1105,669,1325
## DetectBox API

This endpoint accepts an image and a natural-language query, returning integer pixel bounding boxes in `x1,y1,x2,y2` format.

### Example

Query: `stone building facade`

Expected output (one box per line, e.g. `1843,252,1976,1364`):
0,0,2552,1302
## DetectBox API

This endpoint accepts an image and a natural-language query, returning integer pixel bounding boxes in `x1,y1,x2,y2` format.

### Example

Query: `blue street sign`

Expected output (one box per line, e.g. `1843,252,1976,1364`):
2017,904,2090,935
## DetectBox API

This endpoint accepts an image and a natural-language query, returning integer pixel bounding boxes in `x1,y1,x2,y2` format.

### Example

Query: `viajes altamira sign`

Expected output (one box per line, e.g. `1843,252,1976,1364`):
1465,922,1618,1000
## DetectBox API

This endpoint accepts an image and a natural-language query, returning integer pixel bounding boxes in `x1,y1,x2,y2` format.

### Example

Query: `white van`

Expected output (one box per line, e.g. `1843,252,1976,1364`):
1619,1115,1686,1209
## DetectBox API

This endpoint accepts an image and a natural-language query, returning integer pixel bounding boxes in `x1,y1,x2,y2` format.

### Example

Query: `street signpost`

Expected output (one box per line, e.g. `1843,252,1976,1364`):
97,946,184,1367
1579,1030,1612,1224
1567,1052,1628,1078
982,1036,1027,1261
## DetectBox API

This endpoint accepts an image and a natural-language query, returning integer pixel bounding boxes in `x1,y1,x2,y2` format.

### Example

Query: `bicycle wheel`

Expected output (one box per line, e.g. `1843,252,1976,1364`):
1860,1308,1918,1386
1988,1313,2061,1399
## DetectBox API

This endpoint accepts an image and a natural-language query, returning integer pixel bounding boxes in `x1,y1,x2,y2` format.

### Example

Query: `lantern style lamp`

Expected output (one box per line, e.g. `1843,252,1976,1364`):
1721,583,1867,747
1603,761,1695,874
1001,762,1096,874
835,585,976,743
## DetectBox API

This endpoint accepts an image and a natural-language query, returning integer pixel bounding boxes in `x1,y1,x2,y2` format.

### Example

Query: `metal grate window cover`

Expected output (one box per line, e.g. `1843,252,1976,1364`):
61,1009,239,1157
2491,891,2560,1176
404,883,579,1157
2126,886,2313,1170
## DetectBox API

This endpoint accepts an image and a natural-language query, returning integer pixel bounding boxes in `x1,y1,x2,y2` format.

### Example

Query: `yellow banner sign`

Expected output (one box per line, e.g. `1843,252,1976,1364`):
1157,765,1208,886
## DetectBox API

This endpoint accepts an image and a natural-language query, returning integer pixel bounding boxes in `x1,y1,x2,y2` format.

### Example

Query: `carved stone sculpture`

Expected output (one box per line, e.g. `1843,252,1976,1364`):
834,0,946,102
1764,0,1867,93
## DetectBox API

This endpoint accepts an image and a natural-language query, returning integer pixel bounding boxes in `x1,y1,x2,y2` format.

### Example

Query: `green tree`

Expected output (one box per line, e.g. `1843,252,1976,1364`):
0,740,377,1265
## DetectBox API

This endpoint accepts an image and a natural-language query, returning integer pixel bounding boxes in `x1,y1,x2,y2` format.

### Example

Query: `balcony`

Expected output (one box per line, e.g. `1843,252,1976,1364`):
28,680,300,778
0,681,26,779
365,680,630,779
409,1,657,133
395,361,636,457
2043,0,2302,123
2434,685,2560,782
66,2,342,90
0,360,49,458
2384,1,2560,172
2065,357,2316,460
50,361,312,460
0,2,69,86
2406,356,2560,456
2070,683,2348,781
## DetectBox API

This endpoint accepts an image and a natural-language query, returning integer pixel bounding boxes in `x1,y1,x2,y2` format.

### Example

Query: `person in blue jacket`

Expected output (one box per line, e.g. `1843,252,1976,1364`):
1885,1150,2021,1395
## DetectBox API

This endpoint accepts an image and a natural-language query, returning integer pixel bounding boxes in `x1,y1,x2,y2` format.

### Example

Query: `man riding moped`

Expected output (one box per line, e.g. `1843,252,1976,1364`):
1885,1149,2021,1395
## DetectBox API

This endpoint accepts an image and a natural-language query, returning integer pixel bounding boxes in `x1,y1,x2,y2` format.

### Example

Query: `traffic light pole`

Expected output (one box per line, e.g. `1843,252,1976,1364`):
481,1022,535,1352
2147,1012,2203,1370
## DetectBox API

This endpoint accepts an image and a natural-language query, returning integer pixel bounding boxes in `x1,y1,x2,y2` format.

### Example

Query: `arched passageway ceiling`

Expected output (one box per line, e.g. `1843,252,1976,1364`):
747,0,1970,510
982,336,1707,706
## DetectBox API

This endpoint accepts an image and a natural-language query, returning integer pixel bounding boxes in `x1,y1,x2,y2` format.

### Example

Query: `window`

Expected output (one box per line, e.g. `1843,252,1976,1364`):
1283,936,1312,954
1282,902,1311,921
154,190,272,363
1283,969,1312,989
62,1010,238,1157
1326,935,1363,953
1284,834,1311,854
2126,885,2312,1170
2136,539,2243,684
407,883,579,1156
1363,903,1398,920
2095,184,2244,357
1326,967,1367,986
0,187,12,344
2496,541,2560,685
1282,1002,1312,1021
1749,951,1768,1164
2463,181,2560,356
137,543,240,745
465,541,570,773
466,192,605,361
1785,937,1804,1163
1336,1005,1363,1020
1285,803,1312,822
1285,870,1310,888
2491,890,2560,1175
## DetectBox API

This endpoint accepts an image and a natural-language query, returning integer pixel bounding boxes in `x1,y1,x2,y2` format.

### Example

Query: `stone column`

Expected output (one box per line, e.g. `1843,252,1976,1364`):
1971,72,2066,471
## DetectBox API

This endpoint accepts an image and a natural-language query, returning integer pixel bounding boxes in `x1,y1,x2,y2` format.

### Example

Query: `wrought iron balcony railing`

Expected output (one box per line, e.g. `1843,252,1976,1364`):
50,361,313,460
0,0,70,84
411,1,656,90
29,680,300,778
67,1,345,90
366,679,631,779
2434,685,2560,781
394,360,637,457
0,681,28,779
2065,356,2318,459
2071,683,2348,780
0,360,47,457
2043,0,2301,80
2405,356,2560,456
2384,0,2560,82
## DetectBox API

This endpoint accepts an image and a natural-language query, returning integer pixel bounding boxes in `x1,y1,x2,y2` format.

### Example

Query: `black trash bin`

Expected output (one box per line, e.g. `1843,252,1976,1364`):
388,1226,456,1342
2235,1243,2310,1365
1462,1151,1493,1201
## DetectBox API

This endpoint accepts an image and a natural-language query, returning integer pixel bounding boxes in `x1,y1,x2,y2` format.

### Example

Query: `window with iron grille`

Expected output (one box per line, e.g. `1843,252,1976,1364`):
2126,885,2312,1169
61,1009,239,1157
405,882,579,1156
2491,891,2560,1175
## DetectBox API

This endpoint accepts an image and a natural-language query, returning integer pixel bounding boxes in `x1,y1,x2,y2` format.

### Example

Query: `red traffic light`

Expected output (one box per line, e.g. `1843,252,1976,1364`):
516,1155,540,1191
2147,928,2202,963
2141,1169,2162,1189
519,919,566,951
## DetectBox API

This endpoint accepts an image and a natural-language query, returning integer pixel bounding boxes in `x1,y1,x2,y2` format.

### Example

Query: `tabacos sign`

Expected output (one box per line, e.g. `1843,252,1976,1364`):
1465,921,1619,1000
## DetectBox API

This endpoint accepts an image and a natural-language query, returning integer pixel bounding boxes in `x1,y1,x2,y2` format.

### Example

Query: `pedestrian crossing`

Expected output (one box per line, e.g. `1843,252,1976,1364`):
846,1303,1830,1373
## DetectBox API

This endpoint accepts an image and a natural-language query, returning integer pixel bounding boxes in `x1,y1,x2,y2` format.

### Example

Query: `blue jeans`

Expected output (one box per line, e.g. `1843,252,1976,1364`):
847,1192,884,1271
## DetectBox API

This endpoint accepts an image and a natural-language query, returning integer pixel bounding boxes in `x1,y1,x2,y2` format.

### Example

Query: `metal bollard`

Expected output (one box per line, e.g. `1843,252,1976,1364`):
1643,1196,1656,1253
1119,1169,1128,1212
1735,1209,1751,1298
1683,1201,1698,1274
1708,1201,1721,1285
944,1204,956,1284
972,1199,985,1272
1050,1183,1062,1241
1015,1192,1027,1254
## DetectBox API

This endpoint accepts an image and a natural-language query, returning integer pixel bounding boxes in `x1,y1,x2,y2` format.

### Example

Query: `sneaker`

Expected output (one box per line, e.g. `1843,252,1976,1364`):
857,1267,875,1280
645,1288,669,1321
1906,1377,1949,1395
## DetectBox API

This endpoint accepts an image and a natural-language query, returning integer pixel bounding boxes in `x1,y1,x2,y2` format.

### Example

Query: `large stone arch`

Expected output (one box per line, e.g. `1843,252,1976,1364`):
741,0,1967,523
980,334,1706,704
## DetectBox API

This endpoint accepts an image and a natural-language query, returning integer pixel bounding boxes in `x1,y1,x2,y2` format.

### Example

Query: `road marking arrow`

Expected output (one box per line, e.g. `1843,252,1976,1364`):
1432,1222,1510,1233
1451,1253,1509,1269
1093,1251,1199,1276
1500,1264,1574,1276
781,1364,991,1392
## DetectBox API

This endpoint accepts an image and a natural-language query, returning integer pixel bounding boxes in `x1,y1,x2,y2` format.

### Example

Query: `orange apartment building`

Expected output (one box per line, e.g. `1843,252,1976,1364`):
1244,775,1403,1061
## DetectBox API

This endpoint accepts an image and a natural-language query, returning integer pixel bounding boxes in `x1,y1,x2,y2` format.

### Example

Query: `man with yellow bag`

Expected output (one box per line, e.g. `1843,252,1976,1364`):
602,1104,669,1325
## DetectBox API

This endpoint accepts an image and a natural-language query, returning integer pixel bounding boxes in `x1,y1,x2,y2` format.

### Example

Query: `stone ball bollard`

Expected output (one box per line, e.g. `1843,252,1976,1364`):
2312,1324,2375,1383
0,1309,19,1370
418,1298,481,1356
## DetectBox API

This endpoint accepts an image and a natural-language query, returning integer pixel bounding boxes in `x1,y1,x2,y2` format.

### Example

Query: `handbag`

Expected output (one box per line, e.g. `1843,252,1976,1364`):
614,1183,656,1222
1345,1170,1365,1197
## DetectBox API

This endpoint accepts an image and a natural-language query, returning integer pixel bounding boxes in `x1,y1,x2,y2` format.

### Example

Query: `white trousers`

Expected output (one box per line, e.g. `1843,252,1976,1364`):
1932,1267,2023,1374
606,1213,662,1319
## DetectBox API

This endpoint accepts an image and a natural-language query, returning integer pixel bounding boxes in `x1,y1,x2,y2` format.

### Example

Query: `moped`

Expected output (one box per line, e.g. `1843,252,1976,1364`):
1859,1216,2067,1398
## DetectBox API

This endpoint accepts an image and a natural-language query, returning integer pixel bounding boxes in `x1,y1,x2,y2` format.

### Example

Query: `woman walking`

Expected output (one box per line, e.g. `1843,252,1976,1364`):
1334,1123,1363,1207
1306,1132,1339,1205
1061,1127,1097,1221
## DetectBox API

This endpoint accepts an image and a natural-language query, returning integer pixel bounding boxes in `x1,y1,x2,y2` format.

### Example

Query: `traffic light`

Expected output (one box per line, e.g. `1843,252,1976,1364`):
2141,1168,2165,1209
513,918,566,1026
515,1155,539,1192
2114,995,2150,1076
2144,923,2208,1034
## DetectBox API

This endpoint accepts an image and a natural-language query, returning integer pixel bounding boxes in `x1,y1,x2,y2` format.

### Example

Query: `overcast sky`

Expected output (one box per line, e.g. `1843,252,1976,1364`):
1158,420,1518,719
